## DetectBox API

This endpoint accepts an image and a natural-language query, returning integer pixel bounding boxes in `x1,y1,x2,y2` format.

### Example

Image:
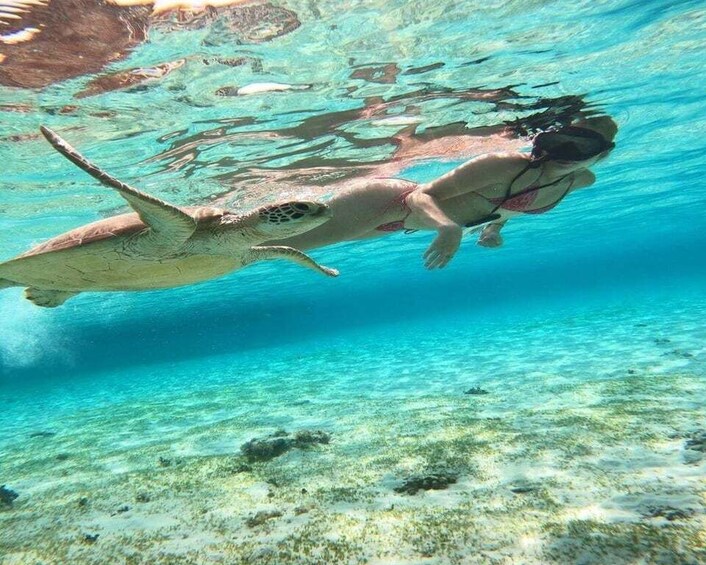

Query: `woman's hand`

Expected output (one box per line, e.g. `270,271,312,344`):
424,224,462,269
477,222,505,248
406,191,462,268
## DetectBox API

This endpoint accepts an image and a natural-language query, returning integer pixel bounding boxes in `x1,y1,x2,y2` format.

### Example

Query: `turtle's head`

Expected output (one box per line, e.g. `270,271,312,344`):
247,200,332,240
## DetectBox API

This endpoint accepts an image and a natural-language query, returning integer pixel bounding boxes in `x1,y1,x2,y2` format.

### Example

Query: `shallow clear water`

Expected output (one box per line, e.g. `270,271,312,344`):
1,1,705,563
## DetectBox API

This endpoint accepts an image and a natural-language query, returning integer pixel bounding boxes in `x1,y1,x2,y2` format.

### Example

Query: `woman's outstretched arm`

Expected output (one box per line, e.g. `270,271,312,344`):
406,191,463,269
405,153,522,268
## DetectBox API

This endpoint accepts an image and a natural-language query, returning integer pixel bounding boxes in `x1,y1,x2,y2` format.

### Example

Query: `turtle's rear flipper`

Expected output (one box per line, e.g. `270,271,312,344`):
25,288,78,308
246,246,339,277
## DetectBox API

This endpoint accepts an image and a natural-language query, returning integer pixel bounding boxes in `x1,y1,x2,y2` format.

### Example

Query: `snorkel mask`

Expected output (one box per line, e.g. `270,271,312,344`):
531,126,615,162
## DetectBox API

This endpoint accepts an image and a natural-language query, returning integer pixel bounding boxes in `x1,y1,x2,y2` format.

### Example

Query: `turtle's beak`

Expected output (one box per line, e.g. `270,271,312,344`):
312,203,332,218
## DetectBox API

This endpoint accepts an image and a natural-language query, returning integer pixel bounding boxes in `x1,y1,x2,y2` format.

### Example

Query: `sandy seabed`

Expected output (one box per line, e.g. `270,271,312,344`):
1,296,705,564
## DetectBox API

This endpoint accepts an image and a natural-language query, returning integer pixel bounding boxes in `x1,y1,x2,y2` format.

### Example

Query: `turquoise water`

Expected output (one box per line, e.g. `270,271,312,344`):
1,1,705,563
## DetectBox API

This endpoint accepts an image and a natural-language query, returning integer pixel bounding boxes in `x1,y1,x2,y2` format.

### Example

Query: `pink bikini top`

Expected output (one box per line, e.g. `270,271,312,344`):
376,173,574,232
487,181,566,214
463,172,575,228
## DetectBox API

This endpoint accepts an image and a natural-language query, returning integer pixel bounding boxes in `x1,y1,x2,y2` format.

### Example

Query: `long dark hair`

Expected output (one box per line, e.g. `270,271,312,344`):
531,126,615,163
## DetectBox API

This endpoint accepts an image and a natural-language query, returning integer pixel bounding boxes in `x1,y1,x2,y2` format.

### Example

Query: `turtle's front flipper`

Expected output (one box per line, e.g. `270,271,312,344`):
25,288,79,308
245,246,339,277
39,126,197,255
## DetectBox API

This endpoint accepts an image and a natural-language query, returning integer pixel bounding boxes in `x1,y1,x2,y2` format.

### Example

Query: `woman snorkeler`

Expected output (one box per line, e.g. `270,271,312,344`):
266,116,617,269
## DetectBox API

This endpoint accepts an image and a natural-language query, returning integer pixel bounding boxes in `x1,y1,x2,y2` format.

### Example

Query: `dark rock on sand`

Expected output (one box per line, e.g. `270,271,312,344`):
510,478,542,494
684,431,706,452
511,485,539,494
609,493,702,520
82,533,99,544
157,456,172,467
664,349,695,359
241,429,331,462
245,509,283,528
241,436,292,462
464,386,489,395
0,485,19,507
291,399,312,406
418,540,437,557
293,430,331,447
682,431,706,464
29,430,56,438
644,506,696,521
394,472,458,495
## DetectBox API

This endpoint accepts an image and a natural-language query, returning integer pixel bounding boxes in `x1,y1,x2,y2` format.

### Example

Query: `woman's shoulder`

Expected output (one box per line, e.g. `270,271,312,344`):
466,150,528,168
420,151,530,197
465,151,531,180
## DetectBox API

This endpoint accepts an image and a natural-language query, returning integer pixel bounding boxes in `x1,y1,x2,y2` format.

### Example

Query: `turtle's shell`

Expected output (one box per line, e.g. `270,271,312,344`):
17,213,146,259
1,207,239,291
17,205,223,258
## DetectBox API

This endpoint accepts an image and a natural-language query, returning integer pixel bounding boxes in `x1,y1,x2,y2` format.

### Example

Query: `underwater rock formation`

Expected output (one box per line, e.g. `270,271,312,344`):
463,386,489,395
245,509,283,528
643,506,696,521
241,434,291,462
682,430,706,464
292,430,331,446
240,429,331,462
0,485,19,508
509,479,542,494
393,471,458,495
609,493,703,522
685,431,706,452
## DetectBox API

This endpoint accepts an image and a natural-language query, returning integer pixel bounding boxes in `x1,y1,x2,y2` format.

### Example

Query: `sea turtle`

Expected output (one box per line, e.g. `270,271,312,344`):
0,126,338,308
